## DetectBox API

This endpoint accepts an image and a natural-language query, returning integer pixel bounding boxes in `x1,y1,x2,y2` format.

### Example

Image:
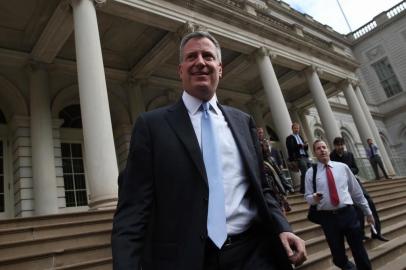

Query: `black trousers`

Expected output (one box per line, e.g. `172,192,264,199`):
320,206,372,270
356,193,382,237
203,225,292,270
370,155,388,179
297,157,310,193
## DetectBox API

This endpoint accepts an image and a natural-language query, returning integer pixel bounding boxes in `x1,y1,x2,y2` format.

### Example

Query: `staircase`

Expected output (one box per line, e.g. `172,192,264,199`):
1,179,406,269
287,177,406,270
0,210,114,269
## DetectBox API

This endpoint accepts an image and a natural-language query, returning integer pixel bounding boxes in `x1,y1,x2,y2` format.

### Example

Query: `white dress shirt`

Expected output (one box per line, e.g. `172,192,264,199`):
304,160,372,216
293,134,306,156
182,91,257,234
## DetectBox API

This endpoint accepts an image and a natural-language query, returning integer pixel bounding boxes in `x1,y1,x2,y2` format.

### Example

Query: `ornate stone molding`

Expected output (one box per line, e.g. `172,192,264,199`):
176,21,208,38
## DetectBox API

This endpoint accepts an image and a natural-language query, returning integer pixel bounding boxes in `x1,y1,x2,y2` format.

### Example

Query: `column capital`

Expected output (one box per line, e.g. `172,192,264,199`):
304,65,323,76
255,47,277,59
339,78,359,89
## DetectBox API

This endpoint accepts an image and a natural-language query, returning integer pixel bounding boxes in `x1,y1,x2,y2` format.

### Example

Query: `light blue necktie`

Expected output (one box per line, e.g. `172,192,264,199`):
201,102,227,248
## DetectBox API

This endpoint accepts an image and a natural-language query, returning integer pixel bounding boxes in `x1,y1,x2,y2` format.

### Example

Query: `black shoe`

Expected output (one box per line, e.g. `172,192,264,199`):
362,235,370,241
341,261,356,270
372,234,389,242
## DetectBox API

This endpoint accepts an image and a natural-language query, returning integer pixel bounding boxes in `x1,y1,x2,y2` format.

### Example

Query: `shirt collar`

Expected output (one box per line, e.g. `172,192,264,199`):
182,91,220,115
317,160,333,169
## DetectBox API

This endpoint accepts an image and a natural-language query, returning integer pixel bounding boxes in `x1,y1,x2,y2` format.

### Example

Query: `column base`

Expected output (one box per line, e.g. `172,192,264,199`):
88,195,118,210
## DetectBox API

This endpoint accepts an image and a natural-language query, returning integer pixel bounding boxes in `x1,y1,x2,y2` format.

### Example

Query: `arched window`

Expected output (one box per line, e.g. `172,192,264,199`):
59,105,87,207
341,131,358,156
59,105,82,128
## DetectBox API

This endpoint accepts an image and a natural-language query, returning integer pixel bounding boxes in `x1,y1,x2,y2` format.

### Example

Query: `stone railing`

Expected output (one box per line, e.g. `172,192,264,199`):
349,0,406,40
387,1,406,18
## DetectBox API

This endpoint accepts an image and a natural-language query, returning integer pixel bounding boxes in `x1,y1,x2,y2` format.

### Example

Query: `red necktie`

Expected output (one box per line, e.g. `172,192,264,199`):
326,165,340,206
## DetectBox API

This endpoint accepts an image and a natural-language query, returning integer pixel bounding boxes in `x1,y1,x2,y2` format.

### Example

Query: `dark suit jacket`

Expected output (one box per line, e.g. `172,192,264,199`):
329,150,368,196
330,150,359,175
111,99,292,270
286,134,308,161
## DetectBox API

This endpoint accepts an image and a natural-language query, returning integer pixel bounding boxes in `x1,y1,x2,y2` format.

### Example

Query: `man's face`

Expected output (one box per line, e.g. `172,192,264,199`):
367,139,373,145
178,37,222,101
292,124,300,134
334,143,345,155
257,128,265,140
314,141,330,164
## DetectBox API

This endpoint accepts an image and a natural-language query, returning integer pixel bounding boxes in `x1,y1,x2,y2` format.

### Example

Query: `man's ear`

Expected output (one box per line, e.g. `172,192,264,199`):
219,63,223,79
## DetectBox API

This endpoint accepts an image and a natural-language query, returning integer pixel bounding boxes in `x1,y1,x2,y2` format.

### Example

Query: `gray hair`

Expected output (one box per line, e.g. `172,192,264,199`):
179,31,222,63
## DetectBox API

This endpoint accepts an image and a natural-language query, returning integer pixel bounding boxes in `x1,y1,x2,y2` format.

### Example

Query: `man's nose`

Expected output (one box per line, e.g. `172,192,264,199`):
195,54,205,66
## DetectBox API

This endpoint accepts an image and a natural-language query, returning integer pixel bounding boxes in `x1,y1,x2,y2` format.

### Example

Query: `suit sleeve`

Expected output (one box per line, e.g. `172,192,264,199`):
349,152,359,175
249,117,292,233
111,115,154,270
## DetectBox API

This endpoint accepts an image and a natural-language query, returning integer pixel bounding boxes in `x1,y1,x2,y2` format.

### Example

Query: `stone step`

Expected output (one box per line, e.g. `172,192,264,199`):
0,243,111,270
0,228,111,261
0,209,114,230
305,209,406,256
0,218,112,243
287,192,406,233
53,257,112,270
375,250,406,270
362,178,406,188
298,214,406,269
367,184,406,197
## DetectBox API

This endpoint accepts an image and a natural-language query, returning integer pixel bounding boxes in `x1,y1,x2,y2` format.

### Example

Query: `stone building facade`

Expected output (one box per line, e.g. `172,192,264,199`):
0,0,404,219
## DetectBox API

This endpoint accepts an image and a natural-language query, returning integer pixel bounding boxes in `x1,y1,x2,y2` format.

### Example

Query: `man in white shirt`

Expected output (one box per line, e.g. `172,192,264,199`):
112,31,306,270
305,139,374,270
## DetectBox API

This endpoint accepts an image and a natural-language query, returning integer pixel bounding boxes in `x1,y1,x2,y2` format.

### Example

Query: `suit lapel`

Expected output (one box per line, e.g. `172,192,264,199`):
165,100,207,185
219,104,260,185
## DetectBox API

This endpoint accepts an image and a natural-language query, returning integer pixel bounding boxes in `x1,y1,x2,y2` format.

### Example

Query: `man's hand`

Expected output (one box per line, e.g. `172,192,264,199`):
366,214,375,226
313,192,323,204
279,232,307,267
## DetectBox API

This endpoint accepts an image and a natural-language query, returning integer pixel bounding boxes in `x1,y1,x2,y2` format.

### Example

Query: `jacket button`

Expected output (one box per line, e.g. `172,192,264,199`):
200,234,206,241
203,197,208,202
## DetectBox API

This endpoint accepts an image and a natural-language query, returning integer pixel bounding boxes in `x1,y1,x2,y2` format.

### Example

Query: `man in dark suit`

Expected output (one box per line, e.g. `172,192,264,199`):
366,138,389,180
330,137,388,242
111,31,306,270
286,123,309,193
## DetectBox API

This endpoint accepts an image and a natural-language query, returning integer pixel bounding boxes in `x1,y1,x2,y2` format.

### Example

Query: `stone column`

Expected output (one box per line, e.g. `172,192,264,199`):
305,66,340,147
342,81,373,149
71,0,118,208
28,63,58,215
127,79,146,124
255,48,292,158
355,85,395,175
